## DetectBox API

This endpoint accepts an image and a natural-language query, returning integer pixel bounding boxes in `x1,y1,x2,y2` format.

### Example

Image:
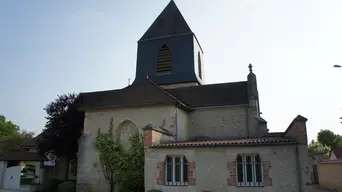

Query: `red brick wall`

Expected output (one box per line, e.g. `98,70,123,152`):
157,161,165,185
263,161,272,186
143,130,152,147
227,161,236,186
188,161,196,185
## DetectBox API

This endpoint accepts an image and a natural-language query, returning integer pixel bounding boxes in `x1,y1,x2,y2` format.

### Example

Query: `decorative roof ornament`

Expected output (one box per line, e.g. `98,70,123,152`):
248,63,253,73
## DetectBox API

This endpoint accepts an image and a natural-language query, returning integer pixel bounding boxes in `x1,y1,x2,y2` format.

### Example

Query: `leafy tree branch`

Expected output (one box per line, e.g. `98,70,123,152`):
93,118,144,192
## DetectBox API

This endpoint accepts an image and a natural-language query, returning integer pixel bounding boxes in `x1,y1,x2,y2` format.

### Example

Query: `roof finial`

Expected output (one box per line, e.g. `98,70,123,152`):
248,63,253,73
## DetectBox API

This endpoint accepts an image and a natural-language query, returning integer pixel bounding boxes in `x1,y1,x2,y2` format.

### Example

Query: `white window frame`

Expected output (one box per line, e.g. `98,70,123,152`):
165,156,188,186
236,154,264,187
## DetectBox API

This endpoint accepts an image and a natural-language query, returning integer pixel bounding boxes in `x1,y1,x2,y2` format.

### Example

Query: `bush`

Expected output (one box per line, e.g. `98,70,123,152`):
43,179,63,192
57,181,76,192
147,190,162,192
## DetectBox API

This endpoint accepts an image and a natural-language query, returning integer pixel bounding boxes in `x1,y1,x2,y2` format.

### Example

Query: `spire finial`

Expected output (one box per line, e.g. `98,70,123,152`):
248,63,253,72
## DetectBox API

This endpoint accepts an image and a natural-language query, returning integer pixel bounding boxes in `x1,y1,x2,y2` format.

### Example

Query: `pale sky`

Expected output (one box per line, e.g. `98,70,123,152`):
0,0,341,142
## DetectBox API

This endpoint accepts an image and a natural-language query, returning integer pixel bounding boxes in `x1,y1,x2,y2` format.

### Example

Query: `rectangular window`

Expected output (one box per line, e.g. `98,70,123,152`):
236,154,263,187
165,156,188,186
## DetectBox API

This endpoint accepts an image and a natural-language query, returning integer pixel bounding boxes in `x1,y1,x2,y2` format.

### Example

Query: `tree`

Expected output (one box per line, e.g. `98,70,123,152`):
94,118,144,192
308,140,331,158
0,115,20,137
94,119,121,192
38,93,84,158
317,129,342,148
20,129,35,140
0,130,35,153
0,115,34,153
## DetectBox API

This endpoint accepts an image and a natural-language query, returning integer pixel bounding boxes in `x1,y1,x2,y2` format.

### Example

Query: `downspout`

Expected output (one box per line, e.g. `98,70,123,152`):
245,107,250,137
295,142,303,192
175,107,178,141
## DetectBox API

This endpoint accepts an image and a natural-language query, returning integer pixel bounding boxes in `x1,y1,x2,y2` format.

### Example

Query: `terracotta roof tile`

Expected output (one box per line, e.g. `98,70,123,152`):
151,137,295,148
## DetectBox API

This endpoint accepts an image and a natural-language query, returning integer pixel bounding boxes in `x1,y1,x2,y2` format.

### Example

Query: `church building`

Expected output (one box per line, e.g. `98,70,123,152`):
77,1,311,192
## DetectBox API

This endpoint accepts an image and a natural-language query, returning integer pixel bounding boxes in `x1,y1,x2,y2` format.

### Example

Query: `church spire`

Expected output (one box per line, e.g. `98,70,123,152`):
247,63,258,99
139,0,193,42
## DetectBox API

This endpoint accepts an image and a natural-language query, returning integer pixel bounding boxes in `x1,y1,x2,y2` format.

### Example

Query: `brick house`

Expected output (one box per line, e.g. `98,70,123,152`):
76,1,311,192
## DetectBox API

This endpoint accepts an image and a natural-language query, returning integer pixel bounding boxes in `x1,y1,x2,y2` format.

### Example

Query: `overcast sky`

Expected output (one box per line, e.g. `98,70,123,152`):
1,0,341,141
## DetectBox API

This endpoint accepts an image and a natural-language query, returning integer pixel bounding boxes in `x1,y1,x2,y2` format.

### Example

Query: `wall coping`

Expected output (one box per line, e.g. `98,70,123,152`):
320,160,342,164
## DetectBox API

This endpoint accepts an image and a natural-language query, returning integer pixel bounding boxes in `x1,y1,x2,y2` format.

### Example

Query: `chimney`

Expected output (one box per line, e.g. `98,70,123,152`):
284,115,308,144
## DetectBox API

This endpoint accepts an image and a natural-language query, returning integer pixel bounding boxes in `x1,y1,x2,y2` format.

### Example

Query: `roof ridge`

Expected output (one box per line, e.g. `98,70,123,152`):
145,78,191,110
167,81,248,90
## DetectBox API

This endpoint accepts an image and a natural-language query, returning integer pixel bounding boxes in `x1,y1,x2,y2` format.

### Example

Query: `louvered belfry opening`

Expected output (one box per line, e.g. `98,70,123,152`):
197,51,202,79
157,45,172,74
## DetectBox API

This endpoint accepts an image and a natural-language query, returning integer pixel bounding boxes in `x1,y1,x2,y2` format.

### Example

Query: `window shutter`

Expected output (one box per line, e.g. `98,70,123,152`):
263,161,272,186
157,161,165,185
157,45,172,74
227,161,236,186
187,161,196,185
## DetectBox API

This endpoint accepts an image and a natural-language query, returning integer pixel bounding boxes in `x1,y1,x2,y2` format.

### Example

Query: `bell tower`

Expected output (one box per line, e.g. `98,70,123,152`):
133,0,204,87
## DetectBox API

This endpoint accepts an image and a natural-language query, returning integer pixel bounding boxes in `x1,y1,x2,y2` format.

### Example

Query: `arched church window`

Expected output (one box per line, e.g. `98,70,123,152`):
157,45,172,74
197,51,202,79
115,120,138,150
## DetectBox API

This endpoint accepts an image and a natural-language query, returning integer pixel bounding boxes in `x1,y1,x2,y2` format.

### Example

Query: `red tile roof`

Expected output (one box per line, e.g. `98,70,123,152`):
151,137,296,148
331,147,342,159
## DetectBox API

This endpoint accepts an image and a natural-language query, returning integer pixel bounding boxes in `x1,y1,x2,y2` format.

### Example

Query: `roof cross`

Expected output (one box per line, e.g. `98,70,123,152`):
248,63,253,72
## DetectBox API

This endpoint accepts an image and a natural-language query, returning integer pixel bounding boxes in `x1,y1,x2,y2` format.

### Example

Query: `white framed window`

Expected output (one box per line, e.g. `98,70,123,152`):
165,156,188,186
236,154,263,187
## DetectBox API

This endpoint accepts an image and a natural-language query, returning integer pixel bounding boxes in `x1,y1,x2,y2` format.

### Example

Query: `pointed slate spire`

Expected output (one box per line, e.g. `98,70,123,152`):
139,0,193,41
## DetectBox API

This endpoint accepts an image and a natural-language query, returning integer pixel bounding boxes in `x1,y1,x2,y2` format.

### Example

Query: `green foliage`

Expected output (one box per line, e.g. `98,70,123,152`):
317,129,342,148
93,118,144,192
0,130,35,153
57,181,76,192
0,115,34,153
0,115,20,137
0,134,24,153
308,140,331,158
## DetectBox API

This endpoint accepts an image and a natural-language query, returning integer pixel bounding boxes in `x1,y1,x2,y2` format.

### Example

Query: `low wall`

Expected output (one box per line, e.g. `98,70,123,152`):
318,160,342,191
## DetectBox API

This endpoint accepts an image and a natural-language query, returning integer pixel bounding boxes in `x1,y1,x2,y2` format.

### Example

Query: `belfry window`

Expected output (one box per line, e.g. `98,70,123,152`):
157,45,172,74
197,51,202,79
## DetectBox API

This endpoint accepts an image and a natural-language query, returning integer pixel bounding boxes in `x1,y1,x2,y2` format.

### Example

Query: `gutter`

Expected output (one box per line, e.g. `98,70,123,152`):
193,104,248,110
150,142,296,149
295,143,303,192
175,108,178,141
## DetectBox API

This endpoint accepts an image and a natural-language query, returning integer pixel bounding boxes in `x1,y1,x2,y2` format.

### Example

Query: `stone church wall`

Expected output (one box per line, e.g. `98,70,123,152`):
187,106,249,139
77,105,180,191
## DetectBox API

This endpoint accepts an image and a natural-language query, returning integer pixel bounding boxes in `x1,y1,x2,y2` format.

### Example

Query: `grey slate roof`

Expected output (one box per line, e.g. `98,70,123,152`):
0,152,42,161
79,79,248,110
139,0,193,41
166,81,248,107
79,78,188,110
